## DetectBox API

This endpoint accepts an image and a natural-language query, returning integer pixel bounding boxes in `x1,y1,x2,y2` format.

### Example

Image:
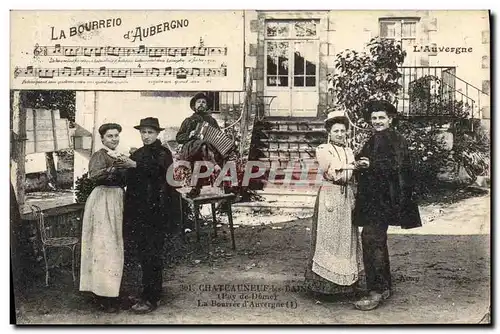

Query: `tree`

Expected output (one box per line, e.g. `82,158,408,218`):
330,37,406,123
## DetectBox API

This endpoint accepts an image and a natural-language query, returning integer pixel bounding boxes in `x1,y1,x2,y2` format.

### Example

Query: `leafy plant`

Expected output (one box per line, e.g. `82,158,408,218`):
397,120,452,195
452,119,490,183
75,172,95,203
330,37,406,122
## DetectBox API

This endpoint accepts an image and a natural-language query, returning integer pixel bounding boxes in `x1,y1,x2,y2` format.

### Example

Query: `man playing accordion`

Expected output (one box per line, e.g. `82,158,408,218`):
176,92,229,198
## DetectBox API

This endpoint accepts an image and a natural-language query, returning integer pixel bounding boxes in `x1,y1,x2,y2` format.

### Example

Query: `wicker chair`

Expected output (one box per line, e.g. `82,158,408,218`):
29,205,79,286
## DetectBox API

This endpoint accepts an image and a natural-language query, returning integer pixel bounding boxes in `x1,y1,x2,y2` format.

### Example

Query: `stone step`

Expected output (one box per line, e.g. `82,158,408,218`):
261,121,325,131
259,139,323,151
259,131,326,143
257,158,318,169
261,129,326,134
262,149,316,160
262,116,323,121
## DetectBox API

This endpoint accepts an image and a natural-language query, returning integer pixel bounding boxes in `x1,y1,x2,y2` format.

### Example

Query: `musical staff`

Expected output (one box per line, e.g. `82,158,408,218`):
13,65,228,79
33,44,228,58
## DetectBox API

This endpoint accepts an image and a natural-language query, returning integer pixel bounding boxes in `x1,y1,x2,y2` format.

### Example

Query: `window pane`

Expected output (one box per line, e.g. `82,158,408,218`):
266,21,289,38
305,60,316,76
380,21,396,38
294,20,317,37
294,50,304,75
295,42,317,75
278,56,289,75
267,55,277,75
305,76,316,87
294,76,304,87
278,76,288,87
267,76,277,86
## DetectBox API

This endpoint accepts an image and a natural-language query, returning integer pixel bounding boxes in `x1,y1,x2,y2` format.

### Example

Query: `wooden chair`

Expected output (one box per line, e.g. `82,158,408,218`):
29,205,79,286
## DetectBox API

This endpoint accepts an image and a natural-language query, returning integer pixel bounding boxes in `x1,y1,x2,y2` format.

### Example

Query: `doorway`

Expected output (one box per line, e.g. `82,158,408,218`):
264,20,320,117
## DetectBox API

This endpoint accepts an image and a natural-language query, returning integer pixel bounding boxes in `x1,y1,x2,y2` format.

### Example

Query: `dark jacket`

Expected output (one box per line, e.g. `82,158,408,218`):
176,112,220,163
124,140,175,234
353,129,422,229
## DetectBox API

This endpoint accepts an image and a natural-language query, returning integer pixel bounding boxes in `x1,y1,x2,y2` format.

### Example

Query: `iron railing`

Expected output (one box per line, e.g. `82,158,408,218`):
328,66,488,120
398,66,487,119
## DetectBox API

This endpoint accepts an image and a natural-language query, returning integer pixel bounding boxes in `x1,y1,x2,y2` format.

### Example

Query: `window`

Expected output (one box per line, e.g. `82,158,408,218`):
380,18,419,64
380,17,420,86
380,18,418,40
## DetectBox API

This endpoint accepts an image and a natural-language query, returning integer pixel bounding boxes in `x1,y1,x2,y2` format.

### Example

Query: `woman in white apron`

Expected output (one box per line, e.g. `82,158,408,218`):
79,123,128,313
304,109,367,297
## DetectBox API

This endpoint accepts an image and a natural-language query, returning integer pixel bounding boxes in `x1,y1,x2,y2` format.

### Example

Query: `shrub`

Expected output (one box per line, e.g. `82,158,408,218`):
74,172,95,203
330,37,406,122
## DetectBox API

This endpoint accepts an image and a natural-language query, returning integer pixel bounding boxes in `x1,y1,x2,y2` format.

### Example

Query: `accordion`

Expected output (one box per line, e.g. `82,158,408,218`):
195,121,235,158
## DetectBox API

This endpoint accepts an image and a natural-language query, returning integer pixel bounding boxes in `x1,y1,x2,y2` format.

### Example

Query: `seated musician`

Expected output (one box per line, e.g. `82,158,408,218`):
176,92,224,198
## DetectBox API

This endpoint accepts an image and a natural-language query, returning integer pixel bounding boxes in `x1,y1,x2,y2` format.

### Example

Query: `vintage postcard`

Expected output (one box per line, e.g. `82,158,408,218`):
10,10,491,324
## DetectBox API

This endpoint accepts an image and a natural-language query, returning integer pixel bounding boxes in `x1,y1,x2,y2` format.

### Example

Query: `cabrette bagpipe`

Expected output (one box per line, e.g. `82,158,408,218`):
194,121,236,158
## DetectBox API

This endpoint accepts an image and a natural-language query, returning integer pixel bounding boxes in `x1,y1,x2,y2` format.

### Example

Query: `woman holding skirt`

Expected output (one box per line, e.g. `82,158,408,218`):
304,109,366,297
79,123,128,313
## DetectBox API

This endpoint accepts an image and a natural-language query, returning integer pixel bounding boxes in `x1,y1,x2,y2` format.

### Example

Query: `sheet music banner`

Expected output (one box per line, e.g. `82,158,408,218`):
11,11,244,91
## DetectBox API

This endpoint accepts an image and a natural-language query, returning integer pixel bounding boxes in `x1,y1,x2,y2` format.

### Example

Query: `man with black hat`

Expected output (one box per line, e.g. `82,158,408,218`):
353,100,422,311
117,117,175,314
176,92,223,197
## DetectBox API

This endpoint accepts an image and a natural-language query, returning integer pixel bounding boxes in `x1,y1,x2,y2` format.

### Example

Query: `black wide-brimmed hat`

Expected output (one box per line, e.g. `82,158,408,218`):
133,117,165,131
190,92,213,112
362,100,398,123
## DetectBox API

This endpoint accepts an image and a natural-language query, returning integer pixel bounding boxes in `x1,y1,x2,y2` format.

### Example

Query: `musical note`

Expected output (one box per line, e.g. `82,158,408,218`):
193,47,207,56
31,44,229,58
150,68,160,77
25,66,34,76
13,65,228,79
192,67,201,76
83,47,93,57
106,47,120,57
53,44,62,55
95,47,103,56
60,66,71,76
64,46,79,57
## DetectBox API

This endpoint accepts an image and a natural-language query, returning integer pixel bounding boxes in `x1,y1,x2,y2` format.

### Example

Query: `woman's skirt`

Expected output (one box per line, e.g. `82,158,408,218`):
304,184,365,295
79,186,124,297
